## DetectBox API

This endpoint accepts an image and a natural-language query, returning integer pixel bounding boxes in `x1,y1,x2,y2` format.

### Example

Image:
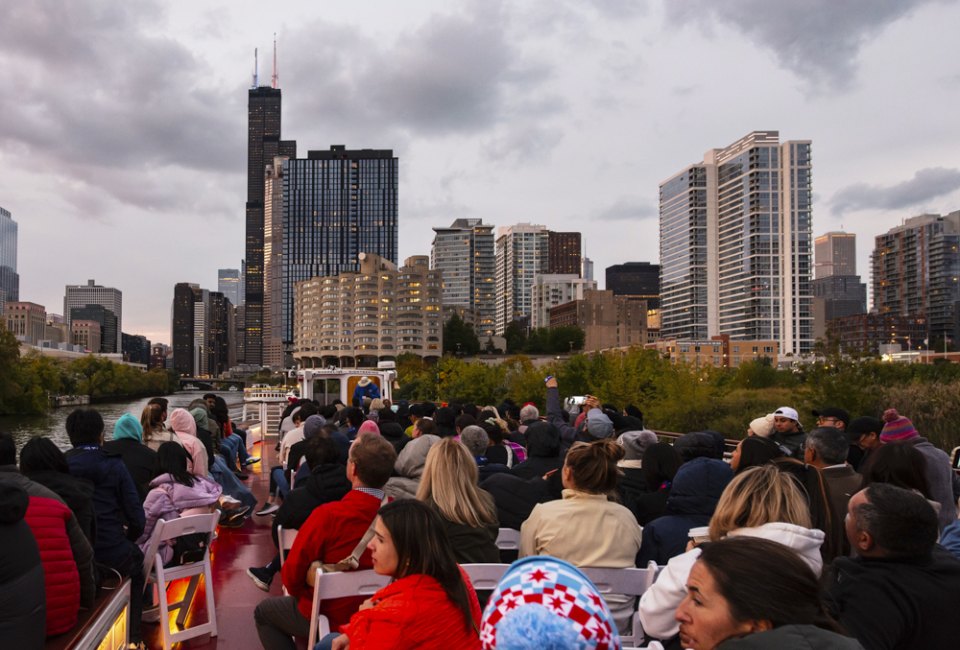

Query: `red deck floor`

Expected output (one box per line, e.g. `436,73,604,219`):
143,437,284,649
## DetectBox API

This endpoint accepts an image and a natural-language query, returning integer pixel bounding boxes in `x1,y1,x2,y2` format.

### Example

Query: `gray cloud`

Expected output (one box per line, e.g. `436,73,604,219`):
595,197,657,222
831,167,960,215
666,0,947,91
482,124,564,164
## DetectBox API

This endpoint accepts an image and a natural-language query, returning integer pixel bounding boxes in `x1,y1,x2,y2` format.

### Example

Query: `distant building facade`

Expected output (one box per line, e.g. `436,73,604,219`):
294,254,442,367
218,268,242,307
495,223,548,335
606,262,660,309
64,280,122,353
812,231,867,341
659,131,813,355
4,302,46,345
431,218,496,337
71,320,102,353
122,333,151,365
827,312,928,355
815,231,857,279
548,290,646,351
648,335,780,368
69,305,118,355
530,274,597,329
547,231,582,276
0,206,19,305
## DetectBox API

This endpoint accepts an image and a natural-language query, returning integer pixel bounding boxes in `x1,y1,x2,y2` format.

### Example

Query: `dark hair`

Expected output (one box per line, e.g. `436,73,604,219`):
697,537,842,632
0,430,17,465
148,397,169,411
805,427,849,465
416,418,437,437
65,408,104,446
408,403,426,418
304,435,340,470
20,437,69,475
156,442,196,487
296,402,319,422
625,404,643,421
642,442,683,492
319,404,338,420
861,443,932,499
564,439,624,494
345,407,365,429
202,393,216,401
209,396,230,429
377,499,476,633
455,413,477,432
349,432,397,488
856,483,938,557
462,403,478,419
479,419,504,445
377,407,396,423
736,436,785,474
422,402,437,418
434,407,456,436
772,457,840,561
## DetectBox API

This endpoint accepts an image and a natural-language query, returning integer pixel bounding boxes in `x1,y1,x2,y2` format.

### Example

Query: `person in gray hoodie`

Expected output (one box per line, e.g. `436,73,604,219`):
383,434,441,499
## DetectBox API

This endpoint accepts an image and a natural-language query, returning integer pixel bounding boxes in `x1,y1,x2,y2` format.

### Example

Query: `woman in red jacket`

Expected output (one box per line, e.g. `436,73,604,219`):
319,499,482,650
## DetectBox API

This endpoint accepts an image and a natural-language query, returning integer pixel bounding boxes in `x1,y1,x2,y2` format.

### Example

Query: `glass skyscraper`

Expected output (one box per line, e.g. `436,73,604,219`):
0,206,19,304
659,131,813,355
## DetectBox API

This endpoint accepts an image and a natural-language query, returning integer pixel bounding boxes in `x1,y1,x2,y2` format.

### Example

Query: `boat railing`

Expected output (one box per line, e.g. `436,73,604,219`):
45,578,131,650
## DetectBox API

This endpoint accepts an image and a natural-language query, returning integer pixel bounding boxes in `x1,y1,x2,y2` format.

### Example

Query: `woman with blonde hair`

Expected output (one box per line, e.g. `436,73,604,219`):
416,437,500,563
141,403,179,452
639,463,825,642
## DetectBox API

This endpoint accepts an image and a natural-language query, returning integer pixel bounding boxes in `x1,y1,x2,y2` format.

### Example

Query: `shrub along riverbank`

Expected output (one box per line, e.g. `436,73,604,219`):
395,349,960,452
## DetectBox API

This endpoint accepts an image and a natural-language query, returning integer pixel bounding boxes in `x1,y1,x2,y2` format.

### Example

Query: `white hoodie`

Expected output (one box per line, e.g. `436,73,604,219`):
637,522,825,640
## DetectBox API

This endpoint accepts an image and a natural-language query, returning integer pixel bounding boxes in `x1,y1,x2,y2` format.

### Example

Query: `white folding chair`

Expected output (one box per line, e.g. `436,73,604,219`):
141,512,220,650
495,527,520,551
306,568,391,648
277,525,298,566
581,562,658,649
460,563,511,591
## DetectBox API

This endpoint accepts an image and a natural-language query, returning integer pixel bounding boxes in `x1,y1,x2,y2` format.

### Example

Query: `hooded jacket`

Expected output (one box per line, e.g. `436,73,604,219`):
902,437,957,528
384,434,441,499
510,421,561,480
481,471,563,531
639,522,826,640
22,468,96,545
637,458,733,565
103,412,159,502
190,407,218,470
25,493,84,635
168,408,209,477
136,472,222,566
717,624,864,649
377,420,410,455
0,482,45,647
272,463,351,546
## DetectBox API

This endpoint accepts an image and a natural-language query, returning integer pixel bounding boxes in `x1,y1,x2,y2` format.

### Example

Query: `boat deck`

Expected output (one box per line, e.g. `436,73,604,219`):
143,436,281,649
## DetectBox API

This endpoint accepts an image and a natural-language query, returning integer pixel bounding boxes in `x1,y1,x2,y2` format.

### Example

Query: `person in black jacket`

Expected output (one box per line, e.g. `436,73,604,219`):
622,442,682,525
481,469,563,531
509,421,561,480
247,435,350,591
103,413,159,502
0,481,45,648
20,436,97,545
376,407,409,455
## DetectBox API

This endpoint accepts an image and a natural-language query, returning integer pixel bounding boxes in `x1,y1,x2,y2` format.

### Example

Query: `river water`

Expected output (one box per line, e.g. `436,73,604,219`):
0,391,245,452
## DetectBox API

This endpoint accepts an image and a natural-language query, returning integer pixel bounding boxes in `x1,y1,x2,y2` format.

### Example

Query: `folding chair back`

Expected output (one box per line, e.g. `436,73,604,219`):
277,526,298,566
581,562,658,649
495,527,520,551
143,512,220,650
306,568,390,648
460,563,511,591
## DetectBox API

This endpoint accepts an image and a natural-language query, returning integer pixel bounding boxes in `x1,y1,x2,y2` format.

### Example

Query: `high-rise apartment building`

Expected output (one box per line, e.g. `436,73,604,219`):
871,212,960,341
64,279,122,353
812,231,866,340
263,156,288,369
244,84,296,366
530,274,597,329
659,131,813,355
815,232,857,279
606,262,661,309
278,146,398,363
547,231,582,276
172,283,200,376
495,223,548,335
218,268,242,307
172,283,233,376
431,218,496,337
0,207,19,305
293,254,442,367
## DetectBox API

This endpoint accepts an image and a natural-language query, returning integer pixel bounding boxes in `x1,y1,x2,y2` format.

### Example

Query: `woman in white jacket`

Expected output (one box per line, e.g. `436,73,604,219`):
638,464,825,641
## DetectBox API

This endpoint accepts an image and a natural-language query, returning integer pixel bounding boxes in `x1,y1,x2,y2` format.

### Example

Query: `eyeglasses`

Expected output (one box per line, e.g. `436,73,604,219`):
817,416,839,424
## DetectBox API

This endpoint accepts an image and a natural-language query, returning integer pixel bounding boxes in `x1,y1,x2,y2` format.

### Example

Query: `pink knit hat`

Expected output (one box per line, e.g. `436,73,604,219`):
880,409,919,442
358,420,380,436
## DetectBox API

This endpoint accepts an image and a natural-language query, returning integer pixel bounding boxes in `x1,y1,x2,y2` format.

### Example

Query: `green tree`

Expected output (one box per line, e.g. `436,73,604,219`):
443,314,480,356
503,321,527,354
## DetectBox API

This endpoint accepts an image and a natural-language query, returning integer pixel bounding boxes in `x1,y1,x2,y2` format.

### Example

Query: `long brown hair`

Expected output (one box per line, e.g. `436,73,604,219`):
416,438,497,528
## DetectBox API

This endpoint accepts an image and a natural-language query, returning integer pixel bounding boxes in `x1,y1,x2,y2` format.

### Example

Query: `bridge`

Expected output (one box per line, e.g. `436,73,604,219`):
178,377,247,391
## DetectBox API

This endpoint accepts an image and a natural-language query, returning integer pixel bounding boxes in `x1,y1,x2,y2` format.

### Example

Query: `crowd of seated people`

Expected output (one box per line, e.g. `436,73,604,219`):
7,379,960,650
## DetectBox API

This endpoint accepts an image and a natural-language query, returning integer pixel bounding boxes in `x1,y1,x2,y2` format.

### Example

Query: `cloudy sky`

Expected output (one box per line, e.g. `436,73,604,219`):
2,0,960,345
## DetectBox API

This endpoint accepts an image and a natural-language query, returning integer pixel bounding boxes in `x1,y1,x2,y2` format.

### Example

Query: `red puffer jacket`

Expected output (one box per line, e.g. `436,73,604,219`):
24,495,80,636
340,570,481,649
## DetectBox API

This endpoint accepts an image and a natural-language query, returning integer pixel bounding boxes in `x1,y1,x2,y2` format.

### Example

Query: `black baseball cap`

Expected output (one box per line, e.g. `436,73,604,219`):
812,407,850,427
846,416,883,442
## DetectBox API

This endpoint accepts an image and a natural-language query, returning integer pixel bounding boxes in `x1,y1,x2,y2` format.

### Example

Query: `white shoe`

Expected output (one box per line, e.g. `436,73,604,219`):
255,503,280,516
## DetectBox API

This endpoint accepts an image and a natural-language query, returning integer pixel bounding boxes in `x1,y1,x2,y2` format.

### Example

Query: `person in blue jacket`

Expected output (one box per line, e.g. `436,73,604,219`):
351,376,381,407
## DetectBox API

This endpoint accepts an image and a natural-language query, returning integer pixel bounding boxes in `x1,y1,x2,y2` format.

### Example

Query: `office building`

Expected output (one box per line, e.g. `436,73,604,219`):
815,232,857,279
606,262,661,309
548,290,647,351
431,218,496,337
659,131,813,355
495,223,548,335
4,302,46,345
72,320,102,353
122,333,151,366
244,83,296,366
64,280,122,353
172,283,200,376
581,256,594,282
827,312,928,355
871,212,960,341
0,207,18,305
648,335,780,368
293,254,442,367
263,156,287,369
812,231,866,341
218,268,242,307
530,274,597,329
547,231,582,276
69,304,118,355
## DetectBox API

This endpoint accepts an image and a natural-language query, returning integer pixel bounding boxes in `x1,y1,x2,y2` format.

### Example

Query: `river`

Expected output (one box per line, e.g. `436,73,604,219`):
0,391,245,452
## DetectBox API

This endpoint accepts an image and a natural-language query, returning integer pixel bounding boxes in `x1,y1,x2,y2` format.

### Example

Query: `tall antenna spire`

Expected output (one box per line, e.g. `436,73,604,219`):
252,47,259,88
272,33,278,89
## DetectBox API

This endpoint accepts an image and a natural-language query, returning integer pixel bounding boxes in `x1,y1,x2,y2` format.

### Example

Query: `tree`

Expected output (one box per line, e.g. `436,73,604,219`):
503,321,527,354
443,314,480,356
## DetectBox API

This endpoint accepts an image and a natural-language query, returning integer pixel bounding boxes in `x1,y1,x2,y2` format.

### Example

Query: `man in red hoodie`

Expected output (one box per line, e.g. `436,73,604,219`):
254,432,397,650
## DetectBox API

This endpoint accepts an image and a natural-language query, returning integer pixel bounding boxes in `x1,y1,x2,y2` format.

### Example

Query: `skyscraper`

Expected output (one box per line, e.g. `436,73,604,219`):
431,218,496,337
606,262,661,308
547,231,582,276
812,231,866,340
495,223,548,335
172,283,199,375
871,212,960,342
64,279,122,353
278,146,399,359
659,131,813,355
244,83,296,366
814,232,857,279
0,207,18,305
218,268,242,307
263,156,288,369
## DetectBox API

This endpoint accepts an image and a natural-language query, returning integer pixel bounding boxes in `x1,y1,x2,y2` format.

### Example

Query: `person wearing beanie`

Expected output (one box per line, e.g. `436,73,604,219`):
616,429,658,506
357,420,380,436
879,408,956,528
747,414,775,438
103,412,159,502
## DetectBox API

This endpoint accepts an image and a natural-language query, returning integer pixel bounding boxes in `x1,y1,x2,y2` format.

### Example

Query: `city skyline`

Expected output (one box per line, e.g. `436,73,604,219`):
2,2,960,344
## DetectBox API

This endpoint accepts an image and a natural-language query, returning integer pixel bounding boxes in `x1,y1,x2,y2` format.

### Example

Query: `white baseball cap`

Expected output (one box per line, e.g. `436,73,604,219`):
773,406,799,421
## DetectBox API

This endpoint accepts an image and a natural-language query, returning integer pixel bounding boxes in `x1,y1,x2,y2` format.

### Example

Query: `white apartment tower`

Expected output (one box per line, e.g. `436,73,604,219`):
431,219,496,337
659,131,813,355
495,223,548,335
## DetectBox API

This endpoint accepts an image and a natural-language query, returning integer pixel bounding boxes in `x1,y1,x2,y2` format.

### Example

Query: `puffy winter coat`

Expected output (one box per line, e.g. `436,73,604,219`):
717,624,864,649
0,481,45,647
137,473,222,565
340,570,482,649
384,434,441,499
25,494,82,635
